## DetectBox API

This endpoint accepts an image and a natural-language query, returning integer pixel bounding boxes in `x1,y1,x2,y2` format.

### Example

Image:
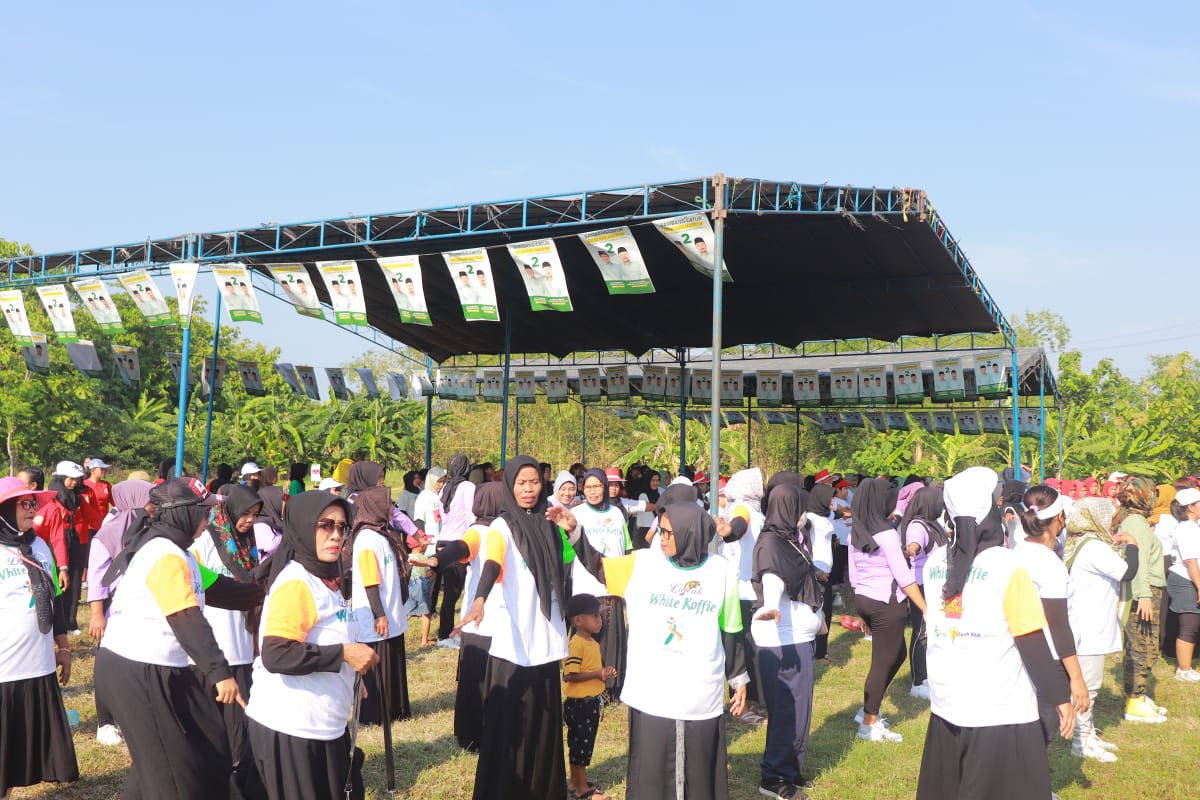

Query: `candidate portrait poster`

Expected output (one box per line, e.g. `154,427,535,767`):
355,368,380,399
665,367,686,401
201,357,228,399
112,345,141,385
980,410,1007,434
841,412,865,429
640,366,665,401
169,262,200,328
326,368,351,401
1,290,34,346
819,412,843,434
545,369,569,404
392,372,412,402
886,411,910,431
270,264,324,319
514,371,537,404
443,248,499,321
690,369,712,403
1019,408,1042,438
975,353,1008,396
22,332,50,375
830,368,859,406
863,411,887,432
933,411,957,435
275,362,304,396
956,411,981,435
508,239,573,312
239,361,266,396
578,227,655,295
932,358,966,400
755,370,782,408
377,256,432,325
166,352,185,385
35,284,77,343
118,271,173,327
605,366,630,401
66,340,103,377
651,213,732,282
577,368,603,402
213,264,263,324
295,365,321,400
910,411,934,434
719,372,744,404
893,362,925,403
792,370,819,406
72,278,124,333
316,261,368,326
482,370,505,404
859,366,887,402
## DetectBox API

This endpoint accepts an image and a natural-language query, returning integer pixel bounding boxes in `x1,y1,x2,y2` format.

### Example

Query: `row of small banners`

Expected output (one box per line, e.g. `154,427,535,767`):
0,214,730,344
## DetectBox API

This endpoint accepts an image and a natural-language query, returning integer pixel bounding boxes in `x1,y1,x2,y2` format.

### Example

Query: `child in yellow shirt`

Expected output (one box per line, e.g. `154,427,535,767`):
563,593,617,800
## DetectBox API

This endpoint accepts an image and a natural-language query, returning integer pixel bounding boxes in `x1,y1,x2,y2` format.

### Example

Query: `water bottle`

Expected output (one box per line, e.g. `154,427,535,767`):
66,709,80,727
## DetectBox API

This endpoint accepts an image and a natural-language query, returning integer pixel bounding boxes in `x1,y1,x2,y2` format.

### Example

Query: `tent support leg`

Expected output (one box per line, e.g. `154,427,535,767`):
1010,346,1021,478
1057,399,1065,479
1038,357,1046,484
201,291,223,483
499,284,513,467
745,398,751,469
709,173,727,511
581,404,587,466
514,392,520,455
424,357,433,470
678,350,687,475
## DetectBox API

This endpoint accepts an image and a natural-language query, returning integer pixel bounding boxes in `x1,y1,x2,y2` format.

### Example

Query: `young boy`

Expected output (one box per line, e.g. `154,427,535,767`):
563,593,617,800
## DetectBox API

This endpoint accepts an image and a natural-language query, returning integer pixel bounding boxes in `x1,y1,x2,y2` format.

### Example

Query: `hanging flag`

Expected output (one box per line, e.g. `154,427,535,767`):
508,239,573,312
112,345,140,386
482,370,505,404
295,365,321,400
316,261,368,326
514,371,537,404
66,340,103,377
605,366,629,401
0,289,34,346
980,410,1007,434
859,366,887,403
200,357,228,399
213,264,263,324
579,227,655,294
274,362,304,396
819,412,843,433
756,370,782,408
975,353,1009,396
664,367,687,401
910,411,934,434
118,271,174,326
376,256,432,325
932,358,966,401
841,412,865,429
442,248,499,321
545,369,569,404
33,285,77,343
956,411,981,435
355,368,380,399
933,411,957,435
409,372,435,399
792,370,819,407
863,411,887,432
886,411,910,431
651,213,732,282
1019,408,1042,438
326,368,351,401
893,362,925,403
22,332,50,375
239,361,266,396
270,264,324,319
830,368,859,406
72,278,125,333
169,263,200,328
166,352,186,385
578,368,602,403
388,372,408,401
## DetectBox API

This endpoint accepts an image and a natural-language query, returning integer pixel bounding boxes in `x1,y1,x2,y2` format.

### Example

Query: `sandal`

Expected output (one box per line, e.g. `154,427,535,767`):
571,784,609,800
736,709,767,725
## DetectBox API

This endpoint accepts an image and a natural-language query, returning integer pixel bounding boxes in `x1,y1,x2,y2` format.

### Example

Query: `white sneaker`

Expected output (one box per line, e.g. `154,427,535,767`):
1072,734,1118,763
857,719,902,742
863,634,873,642
1176,668,1200,683
853,707,864,724
1091,734,1119,753
909,682,931,700
96,724,124,746
436,637,461,650
833,595,844,609
68,629,82,637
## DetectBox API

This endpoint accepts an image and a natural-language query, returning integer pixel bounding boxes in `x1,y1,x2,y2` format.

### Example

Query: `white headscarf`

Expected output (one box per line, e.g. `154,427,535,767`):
722,468,764,515
549,470,577,508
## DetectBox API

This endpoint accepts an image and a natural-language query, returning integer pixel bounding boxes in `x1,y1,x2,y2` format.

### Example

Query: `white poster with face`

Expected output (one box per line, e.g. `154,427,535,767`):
275,362,304,396
690,369,712,403
665,367,686,401
651,213,732,282
933,358,966,400
355,368,380,399
605,366,629,401
508,239,573,312
482,370,505,403
35,284,77,342
1019,408,1042,438
859,366,887,402
377,256,432,326
893,361,925,403
841,412,865,429
640,366,665,401
975,353,1008,396
443,248,499,322
830,368,859,405
980,410,1007,435
886,411,910,431
514,371,537,404
118,271,173,326
719,372,744,404
956,411,981,435
239,360,266,396
545,369,569,404
326,368,351,401
72,278,124,333
933,411,957,435
0,289,34,345
22,332,50,374
578,226,655,295
408,372,434,400
66,340,103,377
270,264,324,319
213,264,263,324
819,412,843,434
112,345,141,385
392,372,411,402
863,411,887,432
792,370,820,406
910,411,934,434
295,365,321,400
316,261,368,326
755,370,782,408
167,352,185,385
168,262,200,328
201,357,228,398
578,368,602,402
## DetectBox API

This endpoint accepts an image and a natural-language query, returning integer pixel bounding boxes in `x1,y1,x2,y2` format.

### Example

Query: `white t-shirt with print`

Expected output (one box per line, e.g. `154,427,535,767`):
0,538,58,682
1170,519,1200,581
351,528,409,642
571,503,631,597
191,535,255,666
1012,540,1068,660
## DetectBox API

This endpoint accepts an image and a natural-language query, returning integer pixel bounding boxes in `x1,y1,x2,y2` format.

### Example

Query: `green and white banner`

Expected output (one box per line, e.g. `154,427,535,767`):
545,370,569,404
509,239,573,312
933,358,966,401
578,368,602,402
112,345,140,385
270,264,324,319
35,284,77,342
859,366,887,402
316,261,368,326
792,370,819,406
169,262,199,328
641,366,666,401
830,368,858,406
72,278,124,333
22,332,49,374
1,290,34,346
326,368,351,400
443,248,499,321
719,372,744,404
378,256,432,325
214,264,263,324
975,353,1008,396
118,271,174,327
605,366,629,401
893,362,925,403
579,227,655,295
515,371,537,404
756,371,782,408
652,213,732,282
482,370,505,403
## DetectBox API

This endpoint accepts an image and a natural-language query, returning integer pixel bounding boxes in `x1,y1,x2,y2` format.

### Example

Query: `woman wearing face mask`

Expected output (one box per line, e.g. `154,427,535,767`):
245,492,380,800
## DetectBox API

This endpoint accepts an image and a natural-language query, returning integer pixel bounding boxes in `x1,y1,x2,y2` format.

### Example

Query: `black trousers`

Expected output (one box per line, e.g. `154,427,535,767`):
431,551,467,641
56,534,85,632
908,585,928,686
854,593,909,716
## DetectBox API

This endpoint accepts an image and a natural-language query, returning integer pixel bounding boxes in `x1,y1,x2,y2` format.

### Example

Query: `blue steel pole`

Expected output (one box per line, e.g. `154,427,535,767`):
1010,346,1021,479
499,282,513,467
1038,356,1046,484
1058,400,1065,479
201,291,223,483
709,174,727,512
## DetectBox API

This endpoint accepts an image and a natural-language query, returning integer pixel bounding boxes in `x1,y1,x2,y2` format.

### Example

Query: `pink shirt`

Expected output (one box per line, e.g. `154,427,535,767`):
437,481,476,543
849,528,916,603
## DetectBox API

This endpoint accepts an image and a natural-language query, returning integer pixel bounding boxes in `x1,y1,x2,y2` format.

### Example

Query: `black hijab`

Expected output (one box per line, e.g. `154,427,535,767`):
49,475,80,513
849,477,892,553
346,461,385,499
807,484,834,517
656,481,699,517
753,484,815,604
640,472,661,504
441,453,472,509
402,470,420,494
1,497,55,634
103,481,211,588
473,482,505,526
763,471,804,512
660,501,712,569
258,491,350,590
498,456,566,622
581,468,611,512
158,457,177,481
898,486,948,551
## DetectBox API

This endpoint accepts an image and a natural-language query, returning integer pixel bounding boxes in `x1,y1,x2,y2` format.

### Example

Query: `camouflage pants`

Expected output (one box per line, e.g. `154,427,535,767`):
1124,586,1164,697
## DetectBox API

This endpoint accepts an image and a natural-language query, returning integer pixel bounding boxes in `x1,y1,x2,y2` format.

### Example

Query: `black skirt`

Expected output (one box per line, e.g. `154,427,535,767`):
0,672,79,794
473,656,567,800
248,718,363,800
598,596,628,697
95,648,232,800
455,632,491,750
626,707,728,800
359,634,412,726
916,714,1051,800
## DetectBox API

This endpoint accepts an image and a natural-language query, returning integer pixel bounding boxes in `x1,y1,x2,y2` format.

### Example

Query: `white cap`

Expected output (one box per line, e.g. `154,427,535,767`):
87,458,112,470
318,477,344,491
1108,471,1128,483
54,461,85,479
1177,488,1200,507
240,462,261,477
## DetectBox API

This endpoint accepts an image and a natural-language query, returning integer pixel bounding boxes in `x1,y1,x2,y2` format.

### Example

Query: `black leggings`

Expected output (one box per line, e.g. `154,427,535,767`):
909,586,927,686
1179,612,1200,644
855,594,909,716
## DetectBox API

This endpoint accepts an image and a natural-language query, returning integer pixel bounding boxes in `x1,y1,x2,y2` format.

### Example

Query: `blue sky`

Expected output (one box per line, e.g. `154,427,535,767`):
3,1,1198,388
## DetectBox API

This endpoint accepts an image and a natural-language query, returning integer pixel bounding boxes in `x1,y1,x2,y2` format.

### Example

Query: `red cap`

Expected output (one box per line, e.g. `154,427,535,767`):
834,479,851,490
693,471,709,484
814,469,832,484
717,477,729,494
603,468,625,482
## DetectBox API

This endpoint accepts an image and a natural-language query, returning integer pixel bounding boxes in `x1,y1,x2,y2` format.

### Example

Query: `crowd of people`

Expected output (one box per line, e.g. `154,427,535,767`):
2,451,1197,800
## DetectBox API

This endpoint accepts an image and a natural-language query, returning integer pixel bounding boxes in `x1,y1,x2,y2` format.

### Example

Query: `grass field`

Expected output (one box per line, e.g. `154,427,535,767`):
13,606,1200,800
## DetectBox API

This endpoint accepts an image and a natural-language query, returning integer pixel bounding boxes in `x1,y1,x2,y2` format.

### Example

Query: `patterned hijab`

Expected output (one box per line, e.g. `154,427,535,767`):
206,485,262,583
1064,496,1117,566
1113,476,1156,529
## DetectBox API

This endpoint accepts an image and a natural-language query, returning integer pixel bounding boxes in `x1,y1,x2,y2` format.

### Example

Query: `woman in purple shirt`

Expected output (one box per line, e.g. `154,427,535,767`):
899,486,949,701
849,478,927,743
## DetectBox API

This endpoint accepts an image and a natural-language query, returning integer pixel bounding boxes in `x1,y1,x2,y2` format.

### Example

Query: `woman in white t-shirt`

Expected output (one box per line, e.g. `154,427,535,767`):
1166,487,1200,682
899,485,949,699
1063,497,1140,762
717,467,766,720
806,484,837,661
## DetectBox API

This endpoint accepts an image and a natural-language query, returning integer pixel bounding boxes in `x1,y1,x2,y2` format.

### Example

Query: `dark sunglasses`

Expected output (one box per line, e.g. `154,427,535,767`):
315,518,348,534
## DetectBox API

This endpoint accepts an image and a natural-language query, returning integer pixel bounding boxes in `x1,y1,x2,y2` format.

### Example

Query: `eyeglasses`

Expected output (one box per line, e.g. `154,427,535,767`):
658,526,674,540
315,519,348,534
17,499,39,511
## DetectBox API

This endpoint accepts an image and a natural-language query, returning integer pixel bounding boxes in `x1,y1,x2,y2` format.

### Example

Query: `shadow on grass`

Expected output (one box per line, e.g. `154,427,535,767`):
360,733,465,798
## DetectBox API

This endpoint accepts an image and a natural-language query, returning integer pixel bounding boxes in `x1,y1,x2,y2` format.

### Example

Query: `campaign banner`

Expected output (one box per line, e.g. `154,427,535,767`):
167,352,184,385
22,332,50,374
893,362,925,403
690,369,712,403
378,256,432,326
933,411,957,435
390,372,410,402
482,370,506,403
640,366,666,401
605,366,630,400
578,227,655,294
819,412,843,434
514,371,537,404
841,412,865,429
720,372,744,404
355,368,380,399
275,363,304,396
792,370,820,406
35,285,77,342
239,361,266,396
213,264,263,324
169,262,200,328
270,264,324,319
932,358,966,401
66,340,103,377
910,411,934,434
975,353,1009,396
118,271,173,326
956,411,981,435
863,411,887,432
443,248,499,321
0,290,34,345
295,365,321,400
1019,408,1042,438
830,368,859,406
326,368,351,400
651,213,732,282
545,370,569,404
980,409,1007,435
447,372,475,402
859,366,887,403
409,372,435,400
316,261,368,326
665,368,686,401
509,239,573,312
886,411,910,431
755,370,782,408
72,279,124,333
112,345,140,385
201,357,228,398
578,368,603,402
